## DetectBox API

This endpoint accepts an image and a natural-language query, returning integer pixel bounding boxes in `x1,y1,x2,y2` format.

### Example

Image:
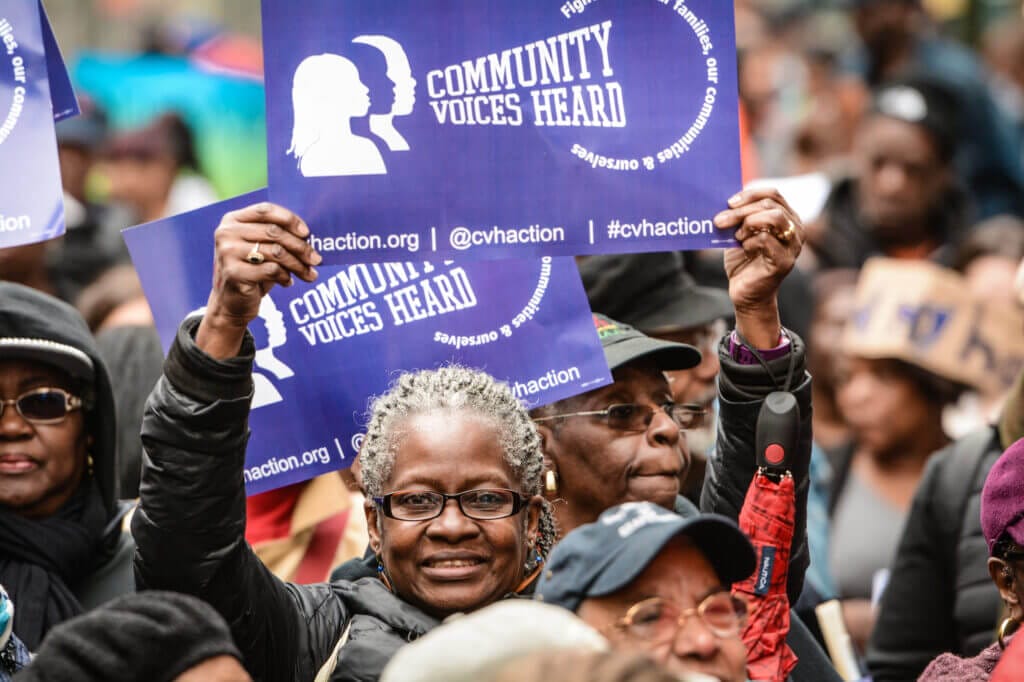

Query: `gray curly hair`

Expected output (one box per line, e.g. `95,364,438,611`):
361,366,558,560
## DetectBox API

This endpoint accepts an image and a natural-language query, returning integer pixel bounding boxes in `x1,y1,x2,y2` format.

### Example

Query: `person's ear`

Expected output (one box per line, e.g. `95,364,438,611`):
989,557,1019,606
525,495,543,542
365,499,383,556
535,421,554,455
520,496,545,578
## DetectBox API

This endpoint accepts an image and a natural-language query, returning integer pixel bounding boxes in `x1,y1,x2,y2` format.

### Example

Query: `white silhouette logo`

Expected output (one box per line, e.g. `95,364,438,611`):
189,296,294,409
288,38,415,178
288,53,387,177
251,296,294,408
352,35,417,152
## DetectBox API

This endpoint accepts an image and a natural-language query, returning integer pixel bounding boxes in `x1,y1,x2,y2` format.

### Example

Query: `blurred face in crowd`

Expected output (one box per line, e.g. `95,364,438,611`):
853,0,916,56
0,360,89,518
174,655,252,682
982,20,1024,92
101,150,177,215
808,281,857,391
653,321,724,410
652,320,725,456
854,115,950,244
835,357,939,460
577,539,747,682
57,143,93,203
365,411,542,619
536,360,689,531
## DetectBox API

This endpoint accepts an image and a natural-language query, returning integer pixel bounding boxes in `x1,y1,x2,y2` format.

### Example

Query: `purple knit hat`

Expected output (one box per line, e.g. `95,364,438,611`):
981,437,1024,554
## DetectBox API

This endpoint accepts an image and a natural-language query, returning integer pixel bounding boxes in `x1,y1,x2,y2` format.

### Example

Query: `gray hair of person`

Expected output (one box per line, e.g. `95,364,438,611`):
360,366,558,558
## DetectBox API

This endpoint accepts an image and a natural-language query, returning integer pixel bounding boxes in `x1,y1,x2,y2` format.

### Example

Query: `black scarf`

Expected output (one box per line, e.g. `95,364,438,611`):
0,481,110,650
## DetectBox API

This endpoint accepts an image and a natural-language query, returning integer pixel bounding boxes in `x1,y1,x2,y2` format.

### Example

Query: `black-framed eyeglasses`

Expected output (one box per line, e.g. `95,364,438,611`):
611,593,748,642
533,403,706,432
373,488,530,521
0,387,82,424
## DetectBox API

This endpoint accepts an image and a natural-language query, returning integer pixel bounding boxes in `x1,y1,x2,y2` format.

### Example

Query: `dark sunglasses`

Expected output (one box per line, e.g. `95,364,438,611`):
0,387,83,424
533,402,706,432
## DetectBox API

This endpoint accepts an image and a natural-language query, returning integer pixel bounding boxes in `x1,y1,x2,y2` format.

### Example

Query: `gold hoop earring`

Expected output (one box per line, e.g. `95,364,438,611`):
545,470,558,495
998,617,1019,649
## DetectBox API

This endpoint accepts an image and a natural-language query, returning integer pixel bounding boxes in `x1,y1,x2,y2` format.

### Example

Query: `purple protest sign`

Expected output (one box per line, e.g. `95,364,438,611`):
123,191,611,495
40,1,79,122
0,0,64,249
262,0,740,264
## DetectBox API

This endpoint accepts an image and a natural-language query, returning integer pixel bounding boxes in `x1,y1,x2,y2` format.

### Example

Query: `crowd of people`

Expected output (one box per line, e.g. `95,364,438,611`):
3,0,1024,681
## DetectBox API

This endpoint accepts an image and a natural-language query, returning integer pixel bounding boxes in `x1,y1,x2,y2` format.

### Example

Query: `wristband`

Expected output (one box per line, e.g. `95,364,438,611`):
728,330,791,365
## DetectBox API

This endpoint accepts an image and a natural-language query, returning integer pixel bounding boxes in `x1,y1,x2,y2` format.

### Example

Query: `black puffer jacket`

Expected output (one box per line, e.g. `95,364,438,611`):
133,319,815,682
866,426,1006,681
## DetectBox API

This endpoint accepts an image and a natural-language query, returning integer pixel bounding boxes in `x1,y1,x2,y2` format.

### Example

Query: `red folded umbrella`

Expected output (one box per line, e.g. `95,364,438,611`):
733,471,798,682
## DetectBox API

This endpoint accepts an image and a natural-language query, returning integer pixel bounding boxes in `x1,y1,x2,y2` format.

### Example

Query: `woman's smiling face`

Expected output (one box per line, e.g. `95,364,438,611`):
366,410,542,619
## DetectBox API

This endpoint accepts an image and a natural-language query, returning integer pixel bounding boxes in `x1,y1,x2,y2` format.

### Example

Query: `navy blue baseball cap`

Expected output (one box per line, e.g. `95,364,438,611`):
537,502,756,612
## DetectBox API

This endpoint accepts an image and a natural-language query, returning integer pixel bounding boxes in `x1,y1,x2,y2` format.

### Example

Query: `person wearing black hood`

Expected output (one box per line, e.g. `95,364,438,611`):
0,282,134,651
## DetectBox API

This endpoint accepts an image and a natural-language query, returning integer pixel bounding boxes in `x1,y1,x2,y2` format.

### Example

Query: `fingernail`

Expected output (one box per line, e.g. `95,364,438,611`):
713,212,729,227
312,251,323,265
309,267,319,279
728,193,742,207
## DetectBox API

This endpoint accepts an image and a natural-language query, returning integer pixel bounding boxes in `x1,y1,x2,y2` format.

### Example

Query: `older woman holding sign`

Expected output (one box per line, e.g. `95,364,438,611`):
131,203,554,681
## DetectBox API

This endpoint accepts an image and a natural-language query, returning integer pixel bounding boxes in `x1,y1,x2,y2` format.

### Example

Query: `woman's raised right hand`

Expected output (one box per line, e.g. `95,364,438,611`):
196,202,322,359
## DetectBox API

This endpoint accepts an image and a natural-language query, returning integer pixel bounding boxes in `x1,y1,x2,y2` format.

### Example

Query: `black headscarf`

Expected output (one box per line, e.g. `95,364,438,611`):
0,482,114,650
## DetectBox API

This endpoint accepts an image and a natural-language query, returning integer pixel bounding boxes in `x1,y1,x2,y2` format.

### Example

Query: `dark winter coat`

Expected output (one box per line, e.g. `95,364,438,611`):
866,427,1006,681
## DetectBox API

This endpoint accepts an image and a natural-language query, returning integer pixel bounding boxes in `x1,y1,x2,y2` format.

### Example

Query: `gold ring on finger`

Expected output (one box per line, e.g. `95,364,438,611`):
777,219,796,244
246,242,266,265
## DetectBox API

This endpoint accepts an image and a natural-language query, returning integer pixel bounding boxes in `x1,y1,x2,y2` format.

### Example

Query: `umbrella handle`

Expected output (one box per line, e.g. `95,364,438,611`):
755,391,800,480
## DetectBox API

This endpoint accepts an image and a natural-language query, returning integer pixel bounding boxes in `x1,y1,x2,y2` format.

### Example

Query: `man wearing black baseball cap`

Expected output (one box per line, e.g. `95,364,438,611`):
538,502,756,682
